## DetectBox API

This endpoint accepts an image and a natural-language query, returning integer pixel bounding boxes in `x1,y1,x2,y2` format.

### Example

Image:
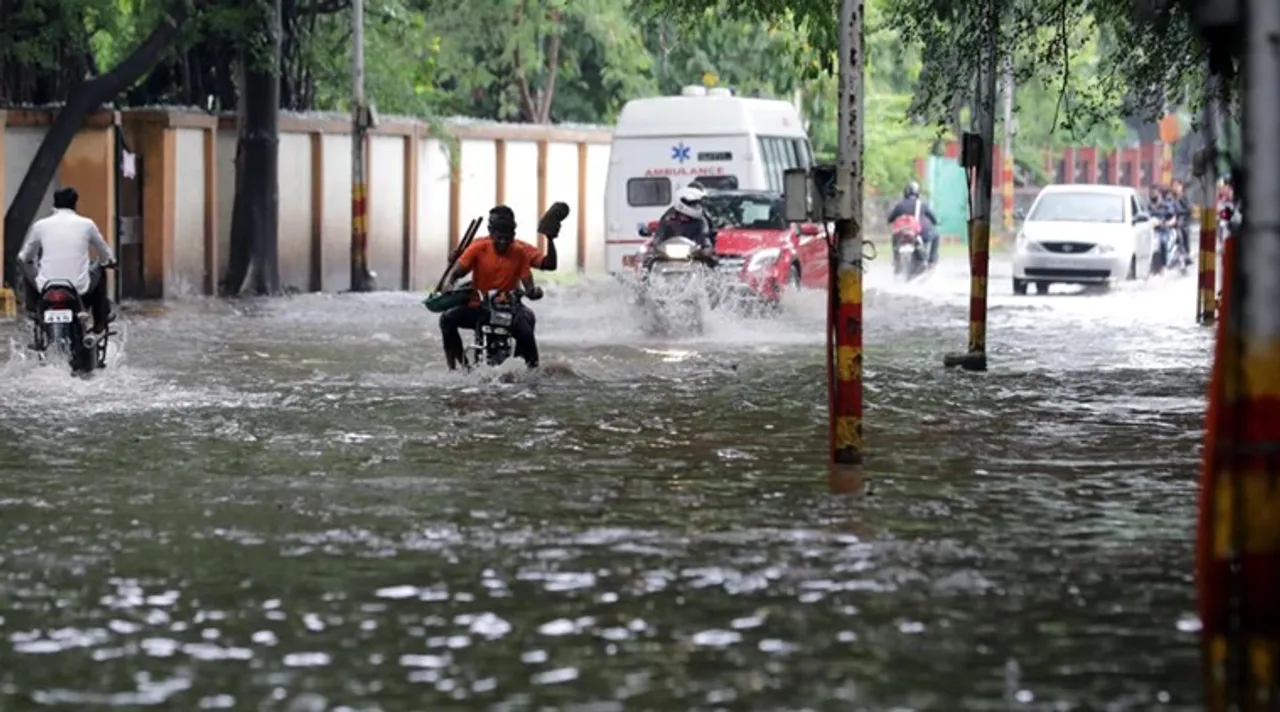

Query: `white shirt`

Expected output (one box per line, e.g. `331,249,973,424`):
17,208,116,294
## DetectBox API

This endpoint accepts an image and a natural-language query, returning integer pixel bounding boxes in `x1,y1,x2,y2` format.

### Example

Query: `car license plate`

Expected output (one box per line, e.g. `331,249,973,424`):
490,311,513,327
655,263,694,274
43,309,73,324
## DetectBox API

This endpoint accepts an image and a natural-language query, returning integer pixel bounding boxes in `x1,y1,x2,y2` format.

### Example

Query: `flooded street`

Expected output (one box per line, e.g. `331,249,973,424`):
0,255,1208,711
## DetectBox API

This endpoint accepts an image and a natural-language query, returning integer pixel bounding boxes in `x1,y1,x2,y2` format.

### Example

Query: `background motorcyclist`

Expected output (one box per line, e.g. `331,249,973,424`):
885,181,941,266
17,186,116,334
438,205,544,370
1147,185,1179,267
1168,179,1193,256
646,185,718,269
654,185,715,249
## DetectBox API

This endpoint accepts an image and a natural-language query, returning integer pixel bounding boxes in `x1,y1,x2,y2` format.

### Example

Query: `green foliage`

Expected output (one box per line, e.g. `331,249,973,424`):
641,0,1209,132
4,0,1197,196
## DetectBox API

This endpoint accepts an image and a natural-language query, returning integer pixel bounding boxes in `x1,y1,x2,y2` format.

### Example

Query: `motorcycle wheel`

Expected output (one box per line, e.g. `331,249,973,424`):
69,323,96,374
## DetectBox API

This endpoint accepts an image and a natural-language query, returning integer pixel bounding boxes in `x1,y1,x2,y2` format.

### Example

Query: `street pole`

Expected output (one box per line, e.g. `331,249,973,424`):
1198,0,1280,707
830,0,865,481
944,0,998,372
1196,72,1219,326
1001,52,1015,233
350,0,371,292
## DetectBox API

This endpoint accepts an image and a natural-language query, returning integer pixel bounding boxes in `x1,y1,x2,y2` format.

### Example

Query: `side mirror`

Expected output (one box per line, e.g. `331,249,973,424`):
797,223,820,236
636,221,651,237
783,168,811,222
1014,208,1025,221
1133,213,1149,224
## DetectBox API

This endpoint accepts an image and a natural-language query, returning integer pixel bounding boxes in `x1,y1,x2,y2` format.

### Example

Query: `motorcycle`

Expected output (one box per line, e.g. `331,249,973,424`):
635,229,717,334
29,264,114,375
468,288,527,367
889,214,929,280
1218,201,1239,247
1151,216,1189,276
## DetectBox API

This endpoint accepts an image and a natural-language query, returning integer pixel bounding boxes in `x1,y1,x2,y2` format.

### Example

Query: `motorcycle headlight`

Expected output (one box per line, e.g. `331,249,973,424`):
660,243,693,261
746,248,781,272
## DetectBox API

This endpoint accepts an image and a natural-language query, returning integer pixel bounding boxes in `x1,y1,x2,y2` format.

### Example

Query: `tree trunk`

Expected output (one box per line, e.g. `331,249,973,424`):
2,3,189,288
222,0,282,296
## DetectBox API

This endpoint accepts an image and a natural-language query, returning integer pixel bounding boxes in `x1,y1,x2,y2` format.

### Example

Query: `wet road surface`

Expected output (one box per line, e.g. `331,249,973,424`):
0,255,1209,710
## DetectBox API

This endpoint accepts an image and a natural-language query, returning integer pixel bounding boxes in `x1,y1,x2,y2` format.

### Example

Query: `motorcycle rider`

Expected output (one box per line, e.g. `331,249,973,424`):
17,186,116,334
1147,185,1178,268
885,181,940,266
449,202,570,272
653,185,716,251
1168,179,1193,257
438,205,546,370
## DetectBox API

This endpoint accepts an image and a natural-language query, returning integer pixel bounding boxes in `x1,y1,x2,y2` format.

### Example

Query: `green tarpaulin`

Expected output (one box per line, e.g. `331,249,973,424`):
926,155,969,240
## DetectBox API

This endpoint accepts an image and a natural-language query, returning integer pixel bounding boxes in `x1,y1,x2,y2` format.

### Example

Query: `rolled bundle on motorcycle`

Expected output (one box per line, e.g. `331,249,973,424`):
424,217,482,313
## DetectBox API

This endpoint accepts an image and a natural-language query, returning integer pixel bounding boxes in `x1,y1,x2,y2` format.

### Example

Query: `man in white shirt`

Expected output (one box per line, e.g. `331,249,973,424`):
18,187,117,333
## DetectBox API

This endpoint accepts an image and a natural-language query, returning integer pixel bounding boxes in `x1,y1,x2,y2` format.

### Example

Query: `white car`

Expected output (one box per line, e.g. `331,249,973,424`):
1012,184,1156,295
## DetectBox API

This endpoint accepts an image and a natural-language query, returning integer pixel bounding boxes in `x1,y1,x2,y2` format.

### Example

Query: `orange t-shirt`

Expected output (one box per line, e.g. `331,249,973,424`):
516,240,547,269
458,238,532,302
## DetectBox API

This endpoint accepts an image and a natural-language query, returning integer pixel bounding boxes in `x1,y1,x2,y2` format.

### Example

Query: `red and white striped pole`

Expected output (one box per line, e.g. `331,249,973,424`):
349,0,372,292
829,0,865,490
1198,0,1280,705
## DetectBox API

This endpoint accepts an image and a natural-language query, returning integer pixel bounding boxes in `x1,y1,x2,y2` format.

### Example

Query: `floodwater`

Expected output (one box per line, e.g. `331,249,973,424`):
0,255,1209,711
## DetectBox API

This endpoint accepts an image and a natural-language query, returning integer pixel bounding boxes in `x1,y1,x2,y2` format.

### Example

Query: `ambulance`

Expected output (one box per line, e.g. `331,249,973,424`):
603,86,815,273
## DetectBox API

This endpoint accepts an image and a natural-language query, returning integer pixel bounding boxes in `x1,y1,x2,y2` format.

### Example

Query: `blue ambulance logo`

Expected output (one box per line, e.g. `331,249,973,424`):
671,142,691,163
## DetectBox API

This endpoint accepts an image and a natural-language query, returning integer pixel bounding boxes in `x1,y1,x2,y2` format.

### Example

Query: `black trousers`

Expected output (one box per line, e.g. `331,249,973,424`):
23,264,109,332
440,304,538,368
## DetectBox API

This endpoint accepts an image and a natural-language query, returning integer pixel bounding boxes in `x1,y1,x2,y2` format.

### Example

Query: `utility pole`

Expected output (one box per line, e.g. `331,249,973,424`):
1001,52,1015,232
350,0,372,292
944,0,998,372
1194,0,1280,708
830,0,865,478
1195,72,1219,326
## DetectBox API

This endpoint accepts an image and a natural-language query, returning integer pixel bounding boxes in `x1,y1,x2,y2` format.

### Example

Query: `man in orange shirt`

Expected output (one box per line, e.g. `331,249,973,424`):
439,205,551,370
450,202,570,272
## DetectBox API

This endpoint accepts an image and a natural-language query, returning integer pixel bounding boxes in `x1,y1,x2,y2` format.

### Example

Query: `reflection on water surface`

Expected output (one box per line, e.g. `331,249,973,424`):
0,258,1207,709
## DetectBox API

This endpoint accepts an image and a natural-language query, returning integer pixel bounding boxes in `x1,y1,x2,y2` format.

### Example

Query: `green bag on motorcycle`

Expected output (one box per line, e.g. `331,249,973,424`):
422,286,471,313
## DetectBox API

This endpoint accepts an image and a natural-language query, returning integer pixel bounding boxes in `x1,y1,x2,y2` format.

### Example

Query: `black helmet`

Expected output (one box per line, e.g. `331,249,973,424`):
903,181,920,199
488,205,516,239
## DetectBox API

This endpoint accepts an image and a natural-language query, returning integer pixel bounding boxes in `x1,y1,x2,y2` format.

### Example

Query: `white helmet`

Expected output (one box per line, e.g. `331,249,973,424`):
673,185,706,218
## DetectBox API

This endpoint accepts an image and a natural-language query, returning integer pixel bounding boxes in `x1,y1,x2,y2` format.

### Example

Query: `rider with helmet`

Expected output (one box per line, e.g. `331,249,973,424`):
438,205,545,371
654,185,715,249
17,186,116,334
885,181,941,266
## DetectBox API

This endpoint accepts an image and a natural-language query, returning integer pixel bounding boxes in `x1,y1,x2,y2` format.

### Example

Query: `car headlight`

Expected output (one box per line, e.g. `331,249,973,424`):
1016,233,1044,253
1095,243,1116,253
746,248,781,272
660,243,693,260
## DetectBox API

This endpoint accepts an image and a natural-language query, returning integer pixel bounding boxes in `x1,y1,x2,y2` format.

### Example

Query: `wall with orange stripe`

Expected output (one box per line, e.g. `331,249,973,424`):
2,109,613,299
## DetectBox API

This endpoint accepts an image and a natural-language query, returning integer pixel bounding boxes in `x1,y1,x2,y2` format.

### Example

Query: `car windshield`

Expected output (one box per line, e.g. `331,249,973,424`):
1028,192,1126,223
702,193,786,230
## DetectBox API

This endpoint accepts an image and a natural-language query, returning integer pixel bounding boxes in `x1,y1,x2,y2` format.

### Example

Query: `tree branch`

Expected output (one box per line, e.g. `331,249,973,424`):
511,0,537,121
536,7,563,123
1050,0,1069,132
4,0,193,282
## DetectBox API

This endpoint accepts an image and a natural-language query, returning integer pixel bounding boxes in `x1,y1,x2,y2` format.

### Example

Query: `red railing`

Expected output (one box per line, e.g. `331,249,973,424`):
914,140,1178,191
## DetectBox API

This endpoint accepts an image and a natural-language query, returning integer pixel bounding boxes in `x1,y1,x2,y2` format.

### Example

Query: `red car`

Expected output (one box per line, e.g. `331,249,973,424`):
622,190,829,302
